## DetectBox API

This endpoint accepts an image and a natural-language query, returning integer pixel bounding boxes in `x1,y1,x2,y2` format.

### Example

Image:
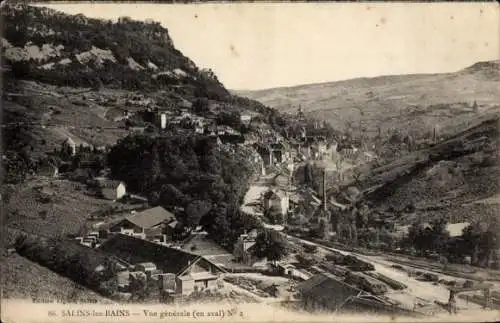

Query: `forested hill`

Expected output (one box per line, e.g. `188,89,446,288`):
1,4,287,249
2,4,229,99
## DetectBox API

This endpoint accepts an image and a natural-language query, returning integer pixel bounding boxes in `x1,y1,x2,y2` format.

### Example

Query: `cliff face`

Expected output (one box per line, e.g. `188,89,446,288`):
1,4,228,100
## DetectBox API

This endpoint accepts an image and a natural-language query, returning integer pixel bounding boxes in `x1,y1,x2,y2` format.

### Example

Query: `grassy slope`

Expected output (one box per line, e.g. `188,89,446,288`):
4,179,118,237
237,60,500,138
2,252,113,303
357,116,500,223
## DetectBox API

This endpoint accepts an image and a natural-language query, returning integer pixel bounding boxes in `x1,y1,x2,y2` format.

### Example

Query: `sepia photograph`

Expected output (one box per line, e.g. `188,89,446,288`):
1,1,499,322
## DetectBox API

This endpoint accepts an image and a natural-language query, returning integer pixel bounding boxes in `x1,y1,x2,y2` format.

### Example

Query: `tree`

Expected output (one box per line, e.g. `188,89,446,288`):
185,200,212,228
253,230,288,265
428,219,449,254
460,221,499,268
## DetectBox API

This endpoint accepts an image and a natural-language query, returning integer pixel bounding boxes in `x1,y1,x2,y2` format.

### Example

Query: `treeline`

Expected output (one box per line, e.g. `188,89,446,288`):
106,132,261,249
404,219,499,268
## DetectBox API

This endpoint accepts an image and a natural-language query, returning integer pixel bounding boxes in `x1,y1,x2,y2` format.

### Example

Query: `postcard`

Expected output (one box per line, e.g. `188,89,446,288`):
1,1,499,322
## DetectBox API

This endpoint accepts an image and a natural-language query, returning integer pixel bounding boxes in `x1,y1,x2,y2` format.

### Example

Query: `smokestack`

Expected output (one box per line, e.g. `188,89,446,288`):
323,169,327,211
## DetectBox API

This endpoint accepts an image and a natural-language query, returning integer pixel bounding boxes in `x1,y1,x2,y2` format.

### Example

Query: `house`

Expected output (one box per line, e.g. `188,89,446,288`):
263,189,289,220
96,179,127,201
298,273,416,315
178,99,193,109
233,230,259,266
99,234,227,295
299,144,312,159
61,137,77,156
270,142,287,164
337,142,358,159
108,206,177,240
61,137,94,156
194,123,205,134
135,262,157,273
298,273,363,312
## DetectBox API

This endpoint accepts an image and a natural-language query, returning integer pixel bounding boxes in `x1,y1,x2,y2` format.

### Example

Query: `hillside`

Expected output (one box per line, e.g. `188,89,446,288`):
236,60,500,139
2,4,228,99
1,4,283,300
0,4,284,184
345,114,500,225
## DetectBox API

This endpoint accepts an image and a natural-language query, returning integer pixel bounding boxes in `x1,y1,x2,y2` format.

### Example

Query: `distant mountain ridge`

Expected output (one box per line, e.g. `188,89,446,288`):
236,60,500,140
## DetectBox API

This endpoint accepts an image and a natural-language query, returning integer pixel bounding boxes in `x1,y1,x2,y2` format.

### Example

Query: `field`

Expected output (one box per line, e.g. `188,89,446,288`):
4,178,117,238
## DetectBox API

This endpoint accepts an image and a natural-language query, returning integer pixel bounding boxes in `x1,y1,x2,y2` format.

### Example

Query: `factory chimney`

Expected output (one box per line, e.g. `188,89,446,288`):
323,169,327,211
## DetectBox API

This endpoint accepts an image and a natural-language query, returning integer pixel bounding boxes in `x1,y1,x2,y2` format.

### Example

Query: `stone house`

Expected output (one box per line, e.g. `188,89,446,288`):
99,234,226,296
96,179,127,201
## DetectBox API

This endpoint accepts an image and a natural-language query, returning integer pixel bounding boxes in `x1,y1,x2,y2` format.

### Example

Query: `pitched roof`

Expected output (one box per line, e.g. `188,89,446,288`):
124,206,176,229
96,178,124,189
99,234,226,275
99,234,198,274
298,273,363,305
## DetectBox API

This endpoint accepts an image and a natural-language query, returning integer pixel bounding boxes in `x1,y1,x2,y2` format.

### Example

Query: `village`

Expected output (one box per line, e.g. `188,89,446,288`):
2,4,500,321
6,92,499,317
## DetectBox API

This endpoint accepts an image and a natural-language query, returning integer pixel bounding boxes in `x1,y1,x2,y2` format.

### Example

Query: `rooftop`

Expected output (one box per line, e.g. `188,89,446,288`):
98,234,226,275
99,234,199,274
124,206,176,229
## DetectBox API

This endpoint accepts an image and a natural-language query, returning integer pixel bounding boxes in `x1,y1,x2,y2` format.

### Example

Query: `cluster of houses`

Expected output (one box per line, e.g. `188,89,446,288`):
100,234,227,298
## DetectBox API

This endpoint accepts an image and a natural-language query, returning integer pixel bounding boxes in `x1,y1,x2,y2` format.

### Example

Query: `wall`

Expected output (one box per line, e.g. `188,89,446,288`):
176,278,195,295
116,183,126,199
280,196,290,216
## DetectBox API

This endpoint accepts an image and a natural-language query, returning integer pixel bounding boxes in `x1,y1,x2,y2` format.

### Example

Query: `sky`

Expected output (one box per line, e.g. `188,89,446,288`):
43,3,499,90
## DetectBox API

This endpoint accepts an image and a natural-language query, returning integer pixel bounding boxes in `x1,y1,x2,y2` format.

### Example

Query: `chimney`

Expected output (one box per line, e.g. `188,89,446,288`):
323,169,327,211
